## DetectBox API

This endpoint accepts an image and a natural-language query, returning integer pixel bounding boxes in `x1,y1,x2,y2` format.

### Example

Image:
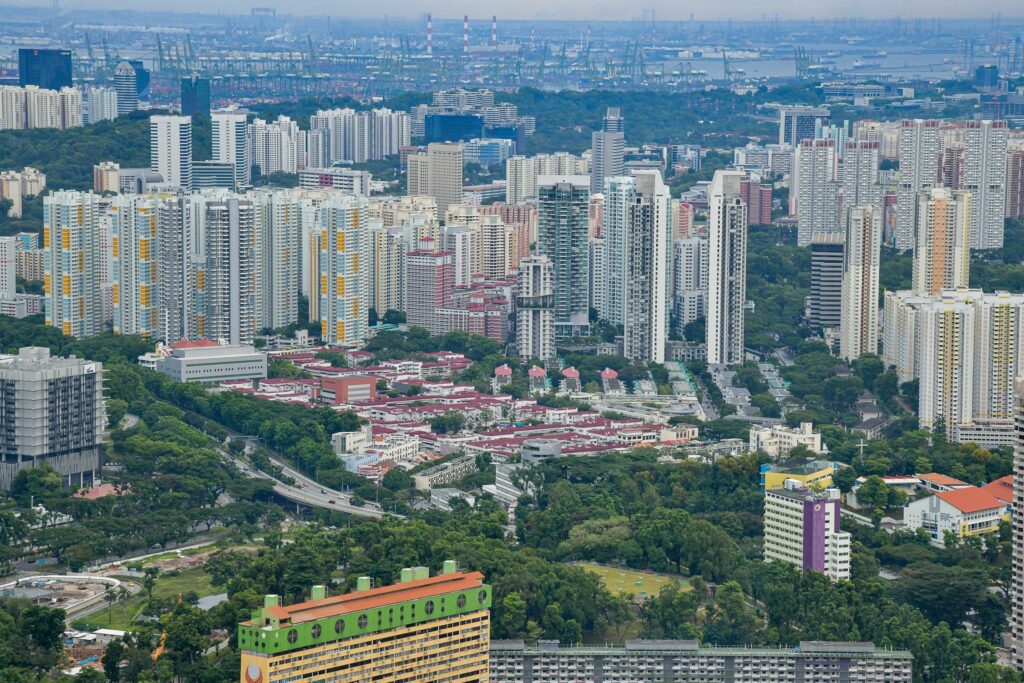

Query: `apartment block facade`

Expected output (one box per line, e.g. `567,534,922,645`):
764,484,851,582
490,640,911,683
536,175,590,340
319,194,369,346
706,170,748,366
0,348,105,490
238,563,490,683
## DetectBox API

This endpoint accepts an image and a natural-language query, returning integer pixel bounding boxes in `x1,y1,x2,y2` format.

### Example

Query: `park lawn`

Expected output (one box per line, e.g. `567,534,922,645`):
85,567,218,631
149,567,216,600
573,562,688,600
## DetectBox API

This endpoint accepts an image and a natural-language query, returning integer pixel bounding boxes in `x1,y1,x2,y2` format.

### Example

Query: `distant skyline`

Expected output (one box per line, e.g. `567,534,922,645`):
9,0,1024,21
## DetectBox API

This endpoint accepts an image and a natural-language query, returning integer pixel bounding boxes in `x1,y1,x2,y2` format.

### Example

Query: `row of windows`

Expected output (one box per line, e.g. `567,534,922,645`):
244,592,489,653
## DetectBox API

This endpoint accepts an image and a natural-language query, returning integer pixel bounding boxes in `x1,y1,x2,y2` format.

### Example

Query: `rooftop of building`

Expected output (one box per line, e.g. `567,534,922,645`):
917,472,971,488
489,639,911,659
856,475,920,485
168,338,223,349
980,475,1013,505
753,421,816,435
769,457,836,475
935,486,1006,514
244,567,485,628
810,231,845,245
766,485,837,503
0,346,94,370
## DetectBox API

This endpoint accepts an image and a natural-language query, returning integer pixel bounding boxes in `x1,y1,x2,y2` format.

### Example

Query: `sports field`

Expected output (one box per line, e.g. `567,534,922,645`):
574,562,688,599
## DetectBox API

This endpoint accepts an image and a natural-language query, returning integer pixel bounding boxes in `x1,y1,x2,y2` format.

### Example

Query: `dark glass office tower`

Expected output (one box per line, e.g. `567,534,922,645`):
423,113,483,143
18,48,72,90
128,59,151,99
181,75,211,116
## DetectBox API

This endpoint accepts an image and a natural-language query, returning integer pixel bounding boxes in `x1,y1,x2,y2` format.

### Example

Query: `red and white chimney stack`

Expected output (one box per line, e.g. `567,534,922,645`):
463,15,469,53
427,13,433,55
491,16,497,47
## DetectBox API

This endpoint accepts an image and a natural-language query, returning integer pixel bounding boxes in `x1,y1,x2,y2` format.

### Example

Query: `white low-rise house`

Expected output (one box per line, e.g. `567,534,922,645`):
331,427,421,478
155,339,266,384
363,434,421,463
430,488,475,512
904,485,1009,547
484,463,533,508
331,425,374,455
338,451,381,474
749,422,825,458
91,628,129,645
413,455,478,491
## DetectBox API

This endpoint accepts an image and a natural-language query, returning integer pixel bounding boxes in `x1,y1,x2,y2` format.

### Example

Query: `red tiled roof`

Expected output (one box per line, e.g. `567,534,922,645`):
561,367,580,379
528,366,546,378
935,486,1005,513
980,475,1014,505
600,368,618,379
918,472,970,488
262,571,486,624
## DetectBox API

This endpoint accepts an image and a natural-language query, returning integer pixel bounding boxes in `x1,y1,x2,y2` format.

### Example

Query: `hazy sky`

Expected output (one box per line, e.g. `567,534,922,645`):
37,0,1024,21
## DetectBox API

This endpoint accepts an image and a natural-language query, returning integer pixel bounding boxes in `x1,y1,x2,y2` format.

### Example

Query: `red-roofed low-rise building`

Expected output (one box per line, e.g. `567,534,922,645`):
527,365,547,392
600,368,624,395
916,472,972,493
493,364,513,393
981,475,1014,506
560,366,581,393
904,483,1009,547
256,378,320,401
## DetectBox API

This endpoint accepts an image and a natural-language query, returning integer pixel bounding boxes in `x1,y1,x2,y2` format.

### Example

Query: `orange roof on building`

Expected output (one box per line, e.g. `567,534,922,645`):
917,472,970,488
980,475,1014,505
935,486,1005,513
261,571,485,625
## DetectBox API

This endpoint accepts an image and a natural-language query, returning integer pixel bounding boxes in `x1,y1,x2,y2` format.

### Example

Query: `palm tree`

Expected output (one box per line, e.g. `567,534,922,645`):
117,585,130,623
105,587,117,623
142,568,159,602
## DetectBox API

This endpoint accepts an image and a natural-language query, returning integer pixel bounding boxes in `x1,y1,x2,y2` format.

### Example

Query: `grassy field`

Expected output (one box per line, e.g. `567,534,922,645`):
80,567,218,631
574,562,688,599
